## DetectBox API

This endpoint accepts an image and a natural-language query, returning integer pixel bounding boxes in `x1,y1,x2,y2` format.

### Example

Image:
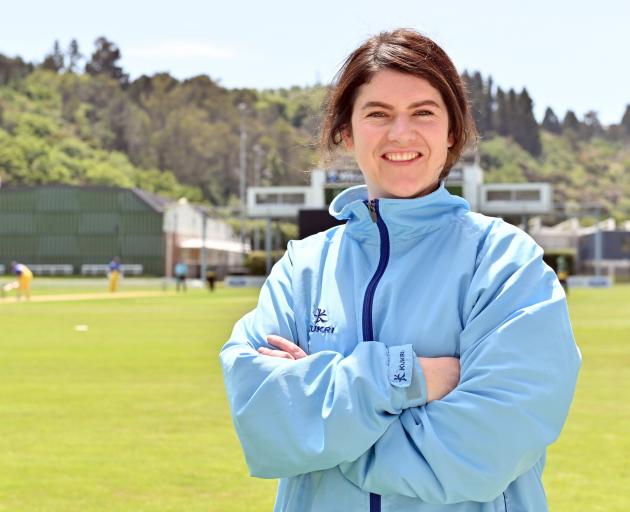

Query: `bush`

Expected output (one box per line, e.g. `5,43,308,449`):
244,250,285,275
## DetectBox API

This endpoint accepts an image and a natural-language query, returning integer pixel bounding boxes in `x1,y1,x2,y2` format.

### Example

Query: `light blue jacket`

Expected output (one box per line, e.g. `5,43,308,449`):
220,184,581,512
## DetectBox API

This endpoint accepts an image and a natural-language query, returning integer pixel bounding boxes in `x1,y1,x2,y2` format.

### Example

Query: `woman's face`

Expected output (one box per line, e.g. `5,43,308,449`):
343,69,453,200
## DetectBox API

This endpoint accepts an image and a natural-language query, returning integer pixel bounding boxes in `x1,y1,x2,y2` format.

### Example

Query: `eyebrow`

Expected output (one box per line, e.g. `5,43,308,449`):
360,100,442,110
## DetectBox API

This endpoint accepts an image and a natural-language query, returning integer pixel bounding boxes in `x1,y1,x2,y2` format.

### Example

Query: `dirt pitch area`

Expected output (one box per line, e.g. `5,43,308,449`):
0,290,175,304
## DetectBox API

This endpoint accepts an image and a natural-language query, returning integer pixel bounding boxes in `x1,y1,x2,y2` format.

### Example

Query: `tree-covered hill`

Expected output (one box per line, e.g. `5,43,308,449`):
0,39,629,220
0,42,325,204
479,133,630,222
466,71,630,222
0,70,201,200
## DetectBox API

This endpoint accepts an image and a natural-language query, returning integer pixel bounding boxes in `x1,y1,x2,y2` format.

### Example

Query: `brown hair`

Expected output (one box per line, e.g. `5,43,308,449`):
320,28,477,178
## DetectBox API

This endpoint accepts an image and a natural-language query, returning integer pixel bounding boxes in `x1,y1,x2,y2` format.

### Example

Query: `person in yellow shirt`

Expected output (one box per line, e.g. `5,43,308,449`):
9,261,33,300
108,257,122,292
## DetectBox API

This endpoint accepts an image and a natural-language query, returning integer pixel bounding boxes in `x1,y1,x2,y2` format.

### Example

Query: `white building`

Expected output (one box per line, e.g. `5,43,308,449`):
246,151,548,220
163,198,246,278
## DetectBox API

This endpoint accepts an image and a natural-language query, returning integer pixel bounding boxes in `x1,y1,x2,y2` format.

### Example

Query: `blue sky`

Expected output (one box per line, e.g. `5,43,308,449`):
2,0,628,124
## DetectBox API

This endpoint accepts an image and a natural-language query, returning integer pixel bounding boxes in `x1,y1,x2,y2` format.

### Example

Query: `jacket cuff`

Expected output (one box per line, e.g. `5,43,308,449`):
388,344,427,409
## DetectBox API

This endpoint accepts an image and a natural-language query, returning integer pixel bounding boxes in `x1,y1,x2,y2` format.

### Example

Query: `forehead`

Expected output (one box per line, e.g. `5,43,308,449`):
354,69,444,106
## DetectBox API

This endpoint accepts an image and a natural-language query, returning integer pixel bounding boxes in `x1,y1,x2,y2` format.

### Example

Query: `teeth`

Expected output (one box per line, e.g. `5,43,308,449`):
384,152,420,161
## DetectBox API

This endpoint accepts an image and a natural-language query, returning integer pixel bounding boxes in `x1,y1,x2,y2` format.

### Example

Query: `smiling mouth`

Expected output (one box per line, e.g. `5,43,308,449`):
382,151,422,162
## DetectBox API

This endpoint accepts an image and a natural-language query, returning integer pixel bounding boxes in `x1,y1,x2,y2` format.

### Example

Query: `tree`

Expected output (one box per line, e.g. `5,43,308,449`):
507,88,518,131
541,107,562,134
0,55,33,85
85,37,128,86
494,87,510,136
513,89,541,156
562,110,580,132
465,71,484,134
621,104,630,137
483,75,494,133
66,39,82,73
462,71,493,135
41,40,65,73
583,110,604,139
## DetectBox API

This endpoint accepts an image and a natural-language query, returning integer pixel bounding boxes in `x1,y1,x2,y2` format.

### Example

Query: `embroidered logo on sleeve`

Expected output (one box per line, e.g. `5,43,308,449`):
309,307,336,334
389,345,413,388
393,371,407,383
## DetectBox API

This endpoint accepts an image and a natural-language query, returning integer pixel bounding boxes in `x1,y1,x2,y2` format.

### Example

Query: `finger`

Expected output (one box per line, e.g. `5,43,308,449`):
265,336,305,360
258,347,294,359
266,335,308,359
265,335,294,350
266,336,307,359
265,335,307,359
257,347,294,359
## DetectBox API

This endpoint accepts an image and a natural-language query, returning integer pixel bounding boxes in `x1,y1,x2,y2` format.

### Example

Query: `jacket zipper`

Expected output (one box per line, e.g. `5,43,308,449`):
362,199,390,512
362,199,390,341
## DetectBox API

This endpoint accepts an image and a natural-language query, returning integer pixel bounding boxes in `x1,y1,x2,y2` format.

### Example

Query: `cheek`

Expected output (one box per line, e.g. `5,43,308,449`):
428,125,452,154
353,124,382,150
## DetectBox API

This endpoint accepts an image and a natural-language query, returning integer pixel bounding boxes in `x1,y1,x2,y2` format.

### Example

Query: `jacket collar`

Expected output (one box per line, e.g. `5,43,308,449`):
329,182,470,242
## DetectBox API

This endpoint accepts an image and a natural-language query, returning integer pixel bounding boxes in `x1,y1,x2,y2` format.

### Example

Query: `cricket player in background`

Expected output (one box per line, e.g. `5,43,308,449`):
108,257,122,292
3,261,34,300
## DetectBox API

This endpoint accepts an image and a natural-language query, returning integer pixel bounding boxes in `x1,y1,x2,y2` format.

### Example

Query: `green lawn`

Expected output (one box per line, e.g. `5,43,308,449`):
545,285,630,511
0,277,171,296
0,284,628,511
0,287,275,512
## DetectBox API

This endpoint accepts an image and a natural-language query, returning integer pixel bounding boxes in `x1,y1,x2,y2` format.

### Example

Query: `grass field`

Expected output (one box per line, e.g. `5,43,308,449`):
0,277,175,297
0,283,628,511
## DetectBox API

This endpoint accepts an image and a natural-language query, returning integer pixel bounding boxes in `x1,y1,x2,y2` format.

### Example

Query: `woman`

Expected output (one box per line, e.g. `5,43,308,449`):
220,29,580,511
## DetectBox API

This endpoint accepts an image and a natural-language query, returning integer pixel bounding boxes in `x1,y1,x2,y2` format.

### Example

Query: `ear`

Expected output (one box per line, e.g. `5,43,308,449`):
447,132,455,148
341,125,354,150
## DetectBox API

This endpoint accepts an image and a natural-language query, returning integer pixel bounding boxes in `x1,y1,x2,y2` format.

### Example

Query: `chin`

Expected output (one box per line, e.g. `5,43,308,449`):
383,181,437,199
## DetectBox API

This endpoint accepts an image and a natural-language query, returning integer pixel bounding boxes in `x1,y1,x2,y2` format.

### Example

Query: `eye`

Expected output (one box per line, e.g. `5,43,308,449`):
413,109,434,117
366,111,387,118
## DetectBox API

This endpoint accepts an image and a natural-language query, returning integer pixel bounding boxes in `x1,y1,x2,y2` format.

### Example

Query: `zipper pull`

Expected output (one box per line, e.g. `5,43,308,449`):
366,200,378,223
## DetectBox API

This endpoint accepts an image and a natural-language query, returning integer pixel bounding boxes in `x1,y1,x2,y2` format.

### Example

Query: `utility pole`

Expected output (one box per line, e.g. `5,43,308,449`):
253,144,264,251
253,144,264,187
238,103,247,249
265,218,273,275
594,204,602,276
200,209,207,280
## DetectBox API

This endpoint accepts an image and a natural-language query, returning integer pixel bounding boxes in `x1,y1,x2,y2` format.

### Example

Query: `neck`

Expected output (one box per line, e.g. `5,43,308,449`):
367,181,440,201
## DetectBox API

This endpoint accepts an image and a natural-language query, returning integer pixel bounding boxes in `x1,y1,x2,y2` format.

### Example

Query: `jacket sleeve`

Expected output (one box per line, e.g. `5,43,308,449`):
339,227,581,504
220,241,427,479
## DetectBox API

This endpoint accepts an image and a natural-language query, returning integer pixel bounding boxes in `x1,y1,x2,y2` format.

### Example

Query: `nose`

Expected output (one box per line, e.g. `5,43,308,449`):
387,114,417,144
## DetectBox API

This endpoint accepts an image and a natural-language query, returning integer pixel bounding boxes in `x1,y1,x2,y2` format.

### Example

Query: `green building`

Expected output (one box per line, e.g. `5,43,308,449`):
0,185,168,275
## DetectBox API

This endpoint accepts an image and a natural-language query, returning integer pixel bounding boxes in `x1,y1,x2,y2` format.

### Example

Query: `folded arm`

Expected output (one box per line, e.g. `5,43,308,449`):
220,243,428,478
339,229,582,504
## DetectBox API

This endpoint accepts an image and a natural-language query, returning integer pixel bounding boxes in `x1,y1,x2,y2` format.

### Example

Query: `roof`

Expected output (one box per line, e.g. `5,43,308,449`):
0,184,174,213
179,238,249,253
191,203,221,216
131,188,173,213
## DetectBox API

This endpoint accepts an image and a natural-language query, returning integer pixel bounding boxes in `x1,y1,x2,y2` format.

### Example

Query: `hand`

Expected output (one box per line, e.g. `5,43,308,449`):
257,335,307,360
418,357,460,402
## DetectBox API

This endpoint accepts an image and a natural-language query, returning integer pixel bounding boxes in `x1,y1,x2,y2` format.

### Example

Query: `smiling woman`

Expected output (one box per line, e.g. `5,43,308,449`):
220,28,581,512
342,70,454,199
321,28,475,180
